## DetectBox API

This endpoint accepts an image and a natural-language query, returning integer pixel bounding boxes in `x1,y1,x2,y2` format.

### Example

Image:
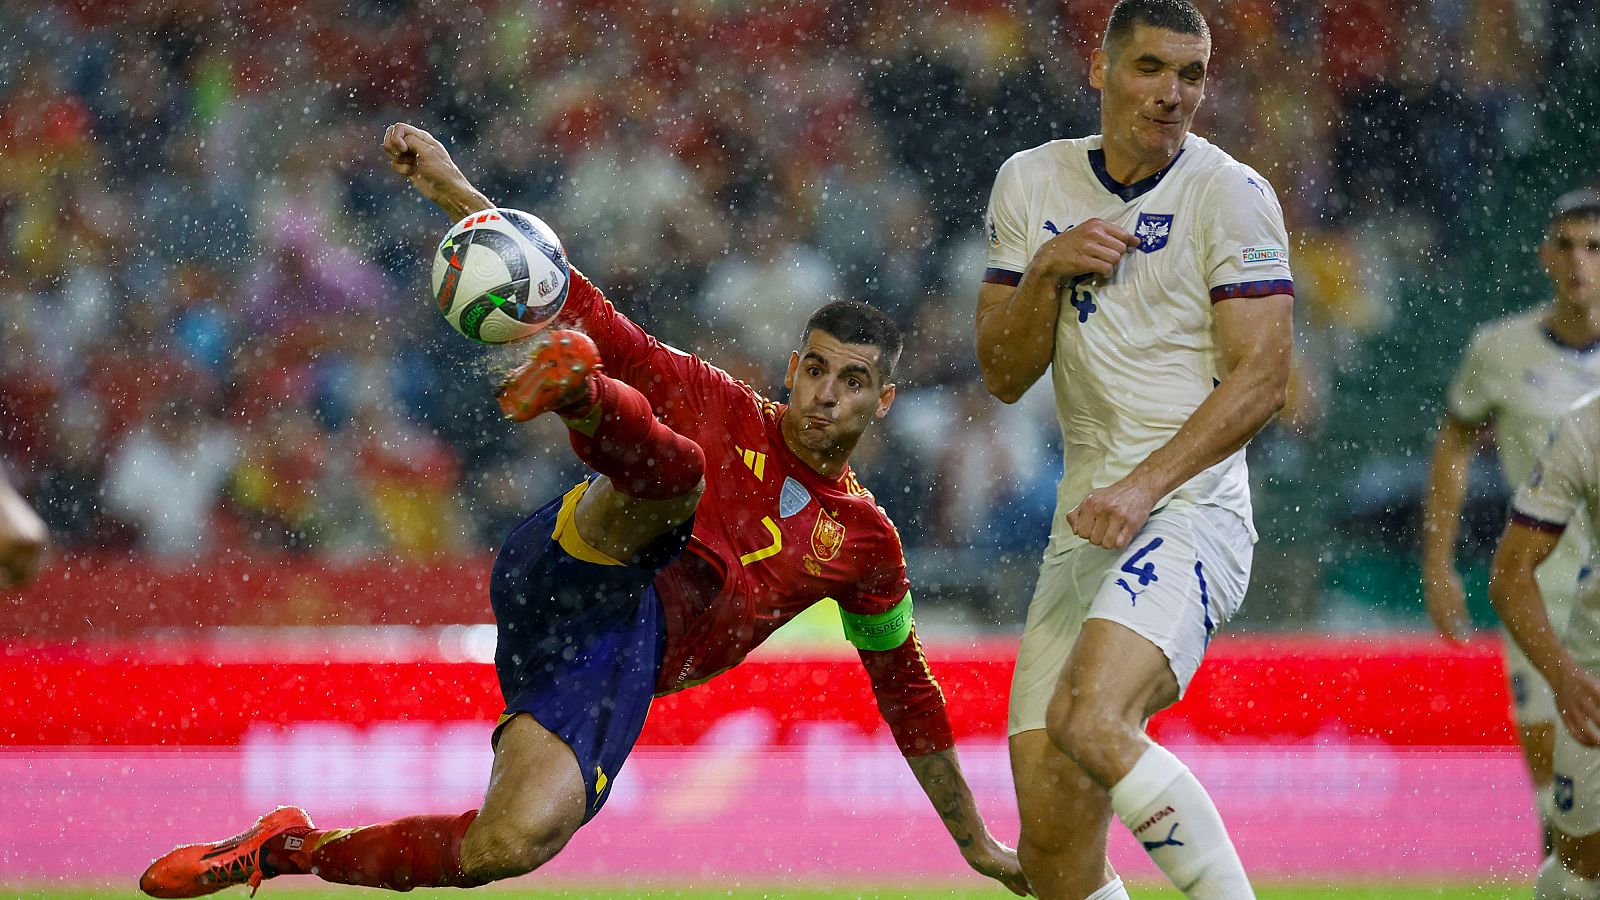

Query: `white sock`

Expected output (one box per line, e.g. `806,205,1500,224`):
1108,744,1254,900
1536,854,1600,899
1086,876,1130,900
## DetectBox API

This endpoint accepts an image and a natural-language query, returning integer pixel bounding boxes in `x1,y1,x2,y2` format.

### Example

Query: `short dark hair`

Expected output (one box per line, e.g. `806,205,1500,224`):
802,301,902,381
1103,0,1210,57
1552,188,1600,229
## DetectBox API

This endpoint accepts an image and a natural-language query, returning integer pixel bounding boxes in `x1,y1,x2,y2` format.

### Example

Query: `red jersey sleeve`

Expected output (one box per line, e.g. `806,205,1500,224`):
858,623,956,756
843,519,955,757
560,266,751,435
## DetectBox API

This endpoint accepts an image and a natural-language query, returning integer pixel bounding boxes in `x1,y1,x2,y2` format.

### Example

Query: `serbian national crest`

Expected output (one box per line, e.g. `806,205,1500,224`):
1135,213,1173,253
811,509,845,561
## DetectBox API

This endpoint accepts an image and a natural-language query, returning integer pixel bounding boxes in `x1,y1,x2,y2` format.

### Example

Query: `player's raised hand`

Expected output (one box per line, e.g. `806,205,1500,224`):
1553,667,1600,747
962,838,1032,896
381,123,490,220
1421,563,1473,642
1033,217,1142,281
1067,478,1160,551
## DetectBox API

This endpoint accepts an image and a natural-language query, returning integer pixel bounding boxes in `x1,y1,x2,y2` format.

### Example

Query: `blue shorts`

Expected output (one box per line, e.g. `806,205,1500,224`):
489,480,691,822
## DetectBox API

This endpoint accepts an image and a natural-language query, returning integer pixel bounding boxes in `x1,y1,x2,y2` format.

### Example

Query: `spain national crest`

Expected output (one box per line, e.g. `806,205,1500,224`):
811,509,845,561
1135,213,1173,253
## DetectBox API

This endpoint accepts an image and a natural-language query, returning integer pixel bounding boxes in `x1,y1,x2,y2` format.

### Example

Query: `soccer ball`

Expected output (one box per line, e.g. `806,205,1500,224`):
431,208,570,343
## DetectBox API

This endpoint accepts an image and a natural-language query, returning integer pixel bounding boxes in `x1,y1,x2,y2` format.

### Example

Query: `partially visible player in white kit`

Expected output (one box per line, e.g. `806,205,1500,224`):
1491,402,1600,892
1424,189,1600,853
974,1,1293,898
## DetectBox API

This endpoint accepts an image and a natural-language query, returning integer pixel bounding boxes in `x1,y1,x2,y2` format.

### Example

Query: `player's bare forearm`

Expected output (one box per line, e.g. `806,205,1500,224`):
431,183,494,222
1070,297,1291,548
906,749,984,849
978,218,1141,404
906,749,1031,895
976,276,1058,404
1419,417,1480,639
1491,525,1577,687
1498,523,1600,745
381,123,494,221
1422,417,1479,571
1126,298,1292,499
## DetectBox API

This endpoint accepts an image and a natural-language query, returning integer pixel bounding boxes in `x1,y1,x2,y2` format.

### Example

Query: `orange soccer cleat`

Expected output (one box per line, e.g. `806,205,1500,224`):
495,329,600,422
140,806,313,898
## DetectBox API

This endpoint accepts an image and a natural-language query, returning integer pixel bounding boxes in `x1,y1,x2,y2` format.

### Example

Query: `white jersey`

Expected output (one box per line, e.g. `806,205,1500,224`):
984,134,1293,555
1448,308,1600,624
1511,396,1600,668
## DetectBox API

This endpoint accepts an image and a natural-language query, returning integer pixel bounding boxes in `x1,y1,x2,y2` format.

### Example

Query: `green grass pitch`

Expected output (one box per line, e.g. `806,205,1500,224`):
2,883,1530,899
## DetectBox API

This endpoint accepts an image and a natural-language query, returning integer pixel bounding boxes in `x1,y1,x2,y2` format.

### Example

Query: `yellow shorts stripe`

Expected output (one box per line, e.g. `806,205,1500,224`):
553,480,624,567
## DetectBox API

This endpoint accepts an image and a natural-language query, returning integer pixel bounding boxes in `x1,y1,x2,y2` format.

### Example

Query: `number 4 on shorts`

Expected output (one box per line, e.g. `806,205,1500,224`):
1121,537,1164,587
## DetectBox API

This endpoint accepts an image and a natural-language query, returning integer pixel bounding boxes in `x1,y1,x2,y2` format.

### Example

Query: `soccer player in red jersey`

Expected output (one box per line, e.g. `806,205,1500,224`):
139,124,1030,898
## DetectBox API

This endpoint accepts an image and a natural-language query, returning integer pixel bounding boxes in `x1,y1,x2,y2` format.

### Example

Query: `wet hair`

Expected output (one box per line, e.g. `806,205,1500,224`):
802,300,902,381
1103,0,1210,58
1552,188,1600,229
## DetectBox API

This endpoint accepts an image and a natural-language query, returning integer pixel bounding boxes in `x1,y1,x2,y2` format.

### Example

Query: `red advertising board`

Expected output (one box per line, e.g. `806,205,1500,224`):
2,632,1514,748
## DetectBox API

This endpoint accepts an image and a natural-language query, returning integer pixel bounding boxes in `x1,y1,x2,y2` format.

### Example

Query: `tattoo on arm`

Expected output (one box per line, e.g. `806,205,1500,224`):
908,749,978,849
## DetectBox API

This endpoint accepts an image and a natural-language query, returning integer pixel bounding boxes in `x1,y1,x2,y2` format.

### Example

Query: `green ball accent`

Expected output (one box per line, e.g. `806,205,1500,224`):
458,297,496,343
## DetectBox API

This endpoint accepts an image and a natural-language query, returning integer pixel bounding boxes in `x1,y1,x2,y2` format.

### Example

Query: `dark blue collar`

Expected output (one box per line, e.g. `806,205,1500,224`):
1543,324,1600,354
1088,145,1185,202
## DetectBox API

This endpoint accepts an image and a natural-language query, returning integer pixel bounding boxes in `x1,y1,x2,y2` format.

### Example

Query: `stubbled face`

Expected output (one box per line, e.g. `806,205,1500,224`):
783,329,895,458
1544,218,1600,312
1091,24,1210,176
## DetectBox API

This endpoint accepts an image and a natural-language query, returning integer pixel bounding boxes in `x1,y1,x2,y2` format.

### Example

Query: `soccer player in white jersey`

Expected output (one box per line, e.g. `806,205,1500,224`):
974,1,1293,898
1491,402,1600,896
1425,189,1600,851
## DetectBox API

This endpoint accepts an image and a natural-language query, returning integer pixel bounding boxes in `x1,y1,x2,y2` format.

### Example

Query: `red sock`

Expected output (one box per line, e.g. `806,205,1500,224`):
266,810,480,890
562,373,704,500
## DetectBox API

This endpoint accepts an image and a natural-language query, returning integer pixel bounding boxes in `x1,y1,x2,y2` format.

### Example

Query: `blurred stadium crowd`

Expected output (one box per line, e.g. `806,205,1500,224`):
1,0,1598,624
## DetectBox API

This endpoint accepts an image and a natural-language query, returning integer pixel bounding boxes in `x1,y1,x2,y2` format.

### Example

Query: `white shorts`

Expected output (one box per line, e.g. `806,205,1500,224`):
1552,725,1600,836
1009,503,1253,736
1502,631,1558,730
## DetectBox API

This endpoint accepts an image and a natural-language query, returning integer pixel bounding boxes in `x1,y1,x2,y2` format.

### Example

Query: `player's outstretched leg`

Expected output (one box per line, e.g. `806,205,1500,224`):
496,329,703,501
141,806,483,896
1048,619,1253,900
500,329,705,561
141,717,588,896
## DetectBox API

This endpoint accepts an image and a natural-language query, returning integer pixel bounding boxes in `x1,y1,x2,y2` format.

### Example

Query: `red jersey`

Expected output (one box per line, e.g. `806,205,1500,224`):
562,269,954,756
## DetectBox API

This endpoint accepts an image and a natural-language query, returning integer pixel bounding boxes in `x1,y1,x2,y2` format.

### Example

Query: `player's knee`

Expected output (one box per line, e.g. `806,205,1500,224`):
680,475,706,507
655,476,705,528
1016,835,1065,883
1055,699,1127,773
460,816,577,882
1043,690,1076,758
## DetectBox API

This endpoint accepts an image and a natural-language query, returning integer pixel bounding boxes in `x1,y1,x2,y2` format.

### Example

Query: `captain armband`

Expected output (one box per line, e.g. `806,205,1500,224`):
840,592,914,651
